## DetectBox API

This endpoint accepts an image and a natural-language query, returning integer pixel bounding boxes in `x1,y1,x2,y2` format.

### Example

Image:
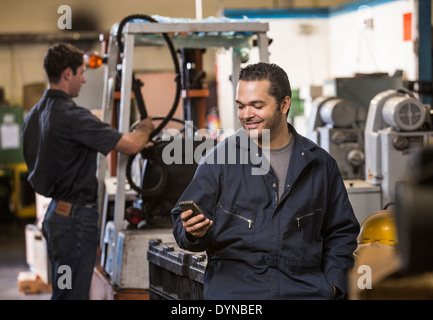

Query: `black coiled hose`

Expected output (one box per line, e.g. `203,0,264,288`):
117,14,181,196
116,13,181,138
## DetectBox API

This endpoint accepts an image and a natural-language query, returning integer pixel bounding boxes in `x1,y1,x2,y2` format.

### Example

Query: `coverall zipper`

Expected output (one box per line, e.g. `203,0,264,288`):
219,205,253,229
296,209,322,227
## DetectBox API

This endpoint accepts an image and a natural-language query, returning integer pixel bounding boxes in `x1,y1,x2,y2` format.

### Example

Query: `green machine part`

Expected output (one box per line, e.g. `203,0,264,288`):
0,107,35,219
0,107,25,164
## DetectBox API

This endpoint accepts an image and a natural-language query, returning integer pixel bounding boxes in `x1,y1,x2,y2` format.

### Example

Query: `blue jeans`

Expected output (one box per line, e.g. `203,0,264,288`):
42,200,99,300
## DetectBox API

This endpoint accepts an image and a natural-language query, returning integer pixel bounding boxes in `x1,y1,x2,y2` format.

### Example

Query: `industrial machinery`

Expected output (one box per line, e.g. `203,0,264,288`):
322,73,403,127
333,88,433,225
364,88,433,208
0,106,36,219
349,147,433,300
309,75,408,224
308,96,365,180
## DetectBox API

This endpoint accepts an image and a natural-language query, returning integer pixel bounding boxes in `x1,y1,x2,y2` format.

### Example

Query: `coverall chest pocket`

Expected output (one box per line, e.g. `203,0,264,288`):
294,208,324,240
217,204,253,230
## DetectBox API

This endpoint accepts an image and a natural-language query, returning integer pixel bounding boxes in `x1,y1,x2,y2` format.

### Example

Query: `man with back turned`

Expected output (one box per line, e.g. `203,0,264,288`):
22,43,154,299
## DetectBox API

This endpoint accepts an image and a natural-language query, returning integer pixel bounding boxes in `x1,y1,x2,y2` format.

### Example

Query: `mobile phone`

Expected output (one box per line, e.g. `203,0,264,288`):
179,200,206,218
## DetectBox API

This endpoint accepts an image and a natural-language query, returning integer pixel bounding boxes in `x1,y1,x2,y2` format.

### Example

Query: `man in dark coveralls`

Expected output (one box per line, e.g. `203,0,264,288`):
22,43,154,299
172,62,359,299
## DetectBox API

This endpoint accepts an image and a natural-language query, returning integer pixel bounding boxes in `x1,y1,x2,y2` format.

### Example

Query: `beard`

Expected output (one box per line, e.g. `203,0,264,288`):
240,109,284,146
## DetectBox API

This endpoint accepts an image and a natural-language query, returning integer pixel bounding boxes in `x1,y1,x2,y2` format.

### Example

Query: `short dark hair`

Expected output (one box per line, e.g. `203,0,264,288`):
238,62,292,105
43,43,84,83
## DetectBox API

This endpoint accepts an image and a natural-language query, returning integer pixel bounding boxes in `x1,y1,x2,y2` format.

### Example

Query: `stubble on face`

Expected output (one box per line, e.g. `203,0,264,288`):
69,64,86,98
236,80,286,147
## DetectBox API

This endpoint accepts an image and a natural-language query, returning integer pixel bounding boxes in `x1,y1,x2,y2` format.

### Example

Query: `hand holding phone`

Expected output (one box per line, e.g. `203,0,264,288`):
179,200,212,238
179,200,206,218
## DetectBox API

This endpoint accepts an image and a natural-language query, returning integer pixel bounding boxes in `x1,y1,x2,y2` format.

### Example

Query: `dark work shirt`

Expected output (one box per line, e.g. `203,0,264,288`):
22,89,122,205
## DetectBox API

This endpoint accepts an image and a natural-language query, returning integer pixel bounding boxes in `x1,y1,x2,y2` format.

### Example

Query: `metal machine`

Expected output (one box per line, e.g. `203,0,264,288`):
315,89,433,225
308,96,365,180
364,88,433,208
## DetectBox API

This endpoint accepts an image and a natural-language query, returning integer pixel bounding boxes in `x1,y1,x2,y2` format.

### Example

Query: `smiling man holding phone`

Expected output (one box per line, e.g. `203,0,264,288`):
171,62,359,300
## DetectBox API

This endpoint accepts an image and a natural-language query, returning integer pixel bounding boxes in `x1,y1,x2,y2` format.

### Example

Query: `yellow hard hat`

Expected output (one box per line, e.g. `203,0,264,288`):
357,210,398,246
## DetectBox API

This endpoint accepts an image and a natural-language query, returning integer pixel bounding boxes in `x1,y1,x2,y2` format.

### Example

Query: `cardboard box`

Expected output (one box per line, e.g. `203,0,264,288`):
17,271,51,294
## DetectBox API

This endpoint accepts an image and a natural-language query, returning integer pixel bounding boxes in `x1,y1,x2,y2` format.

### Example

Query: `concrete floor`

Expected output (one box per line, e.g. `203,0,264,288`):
0,218,51,300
